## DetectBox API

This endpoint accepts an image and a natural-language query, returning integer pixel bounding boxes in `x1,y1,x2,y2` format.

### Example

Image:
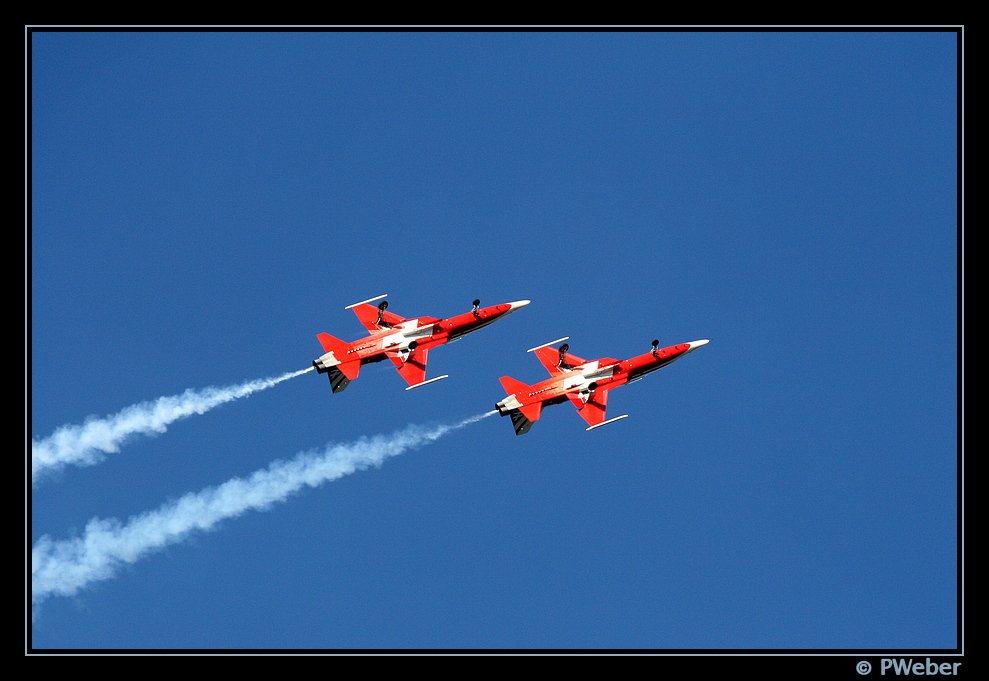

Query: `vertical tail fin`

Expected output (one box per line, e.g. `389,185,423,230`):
327,369,352,393
498,376,541,436
315,333,360,392
510,411,535,436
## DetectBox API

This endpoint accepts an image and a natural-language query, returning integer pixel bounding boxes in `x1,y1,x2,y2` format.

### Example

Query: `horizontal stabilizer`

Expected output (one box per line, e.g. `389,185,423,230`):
518,402,543,423
336,359,361,380
317,332,349,355
499,375,532,396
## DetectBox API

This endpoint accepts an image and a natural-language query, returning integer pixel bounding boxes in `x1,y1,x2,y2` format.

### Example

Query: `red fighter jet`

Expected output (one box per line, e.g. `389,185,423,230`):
313,295,530,393
495,336,709,435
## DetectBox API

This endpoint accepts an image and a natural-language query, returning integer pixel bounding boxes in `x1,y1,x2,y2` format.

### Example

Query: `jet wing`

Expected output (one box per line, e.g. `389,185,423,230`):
352,303,407,333
388,347,429,387
568,388,609,428
533,346,587,376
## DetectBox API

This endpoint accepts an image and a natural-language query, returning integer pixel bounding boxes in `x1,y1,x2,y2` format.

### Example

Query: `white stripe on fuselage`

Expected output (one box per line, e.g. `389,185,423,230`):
562,360,617,392
379,320,435,348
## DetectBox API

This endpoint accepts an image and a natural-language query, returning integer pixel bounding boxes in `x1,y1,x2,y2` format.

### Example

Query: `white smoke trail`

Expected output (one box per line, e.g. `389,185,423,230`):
31,367,315,484
31,411,495,607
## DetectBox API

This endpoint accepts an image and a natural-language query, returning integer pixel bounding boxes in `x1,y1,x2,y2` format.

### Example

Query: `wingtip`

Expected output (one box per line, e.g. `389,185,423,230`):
585,414,629,431
526,336,570,353
404,374,450,390
344,293,389,310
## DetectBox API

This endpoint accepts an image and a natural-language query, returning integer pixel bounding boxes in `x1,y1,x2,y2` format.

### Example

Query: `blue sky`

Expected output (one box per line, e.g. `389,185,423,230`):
30,31,957,649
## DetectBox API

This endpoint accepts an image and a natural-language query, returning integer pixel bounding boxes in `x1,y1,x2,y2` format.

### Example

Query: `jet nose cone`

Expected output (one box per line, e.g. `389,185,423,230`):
687,339,710,352
507,299,531,312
